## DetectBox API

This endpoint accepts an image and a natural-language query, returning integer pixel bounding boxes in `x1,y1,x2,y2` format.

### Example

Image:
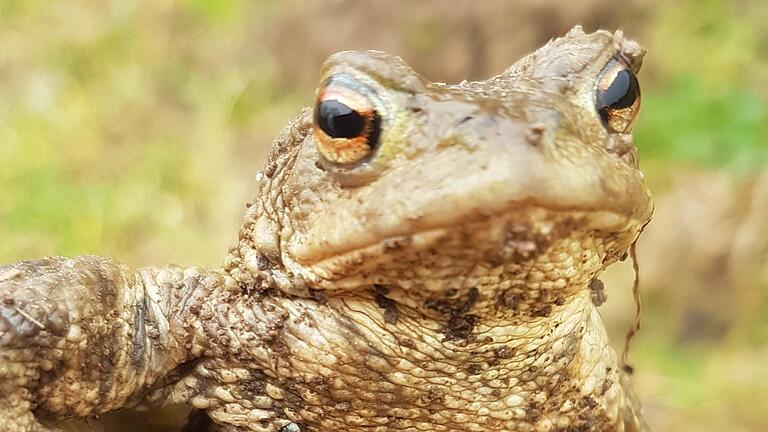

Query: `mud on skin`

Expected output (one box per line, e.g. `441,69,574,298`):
0,26,652,431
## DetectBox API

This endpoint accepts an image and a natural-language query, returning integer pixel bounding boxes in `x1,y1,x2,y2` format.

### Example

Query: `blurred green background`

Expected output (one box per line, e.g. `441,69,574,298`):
1,0,767,431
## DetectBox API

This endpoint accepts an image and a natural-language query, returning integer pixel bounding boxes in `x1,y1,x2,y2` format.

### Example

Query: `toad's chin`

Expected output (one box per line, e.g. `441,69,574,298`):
280,205,644,291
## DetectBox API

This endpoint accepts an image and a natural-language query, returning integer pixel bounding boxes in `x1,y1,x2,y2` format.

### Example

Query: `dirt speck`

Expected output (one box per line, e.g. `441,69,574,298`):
589,278,606,306
443,314,478,342
494,345,515,359
373,286,399,324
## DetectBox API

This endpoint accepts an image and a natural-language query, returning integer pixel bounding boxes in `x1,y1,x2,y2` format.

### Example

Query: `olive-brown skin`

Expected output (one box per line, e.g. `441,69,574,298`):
0,27,652,431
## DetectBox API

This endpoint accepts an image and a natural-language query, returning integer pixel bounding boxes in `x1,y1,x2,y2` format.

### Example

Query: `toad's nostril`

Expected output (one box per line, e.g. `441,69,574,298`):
525,124,545,147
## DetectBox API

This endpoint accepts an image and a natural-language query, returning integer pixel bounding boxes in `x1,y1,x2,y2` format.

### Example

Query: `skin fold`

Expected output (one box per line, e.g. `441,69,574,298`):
0,27,653,431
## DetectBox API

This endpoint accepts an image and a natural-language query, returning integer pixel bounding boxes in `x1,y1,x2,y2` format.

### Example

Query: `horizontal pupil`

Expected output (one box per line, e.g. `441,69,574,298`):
600,70,638,110
317,100,366,139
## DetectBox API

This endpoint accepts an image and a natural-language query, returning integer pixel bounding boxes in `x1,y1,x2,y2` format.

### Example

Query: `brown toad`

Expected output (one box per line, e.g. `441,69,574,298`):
0,26,652,431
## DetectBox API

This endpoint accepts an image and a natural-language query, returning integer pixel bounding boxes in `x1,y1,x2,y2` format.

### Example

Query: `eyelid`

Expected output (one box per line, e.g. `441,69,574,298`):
318,85,374,114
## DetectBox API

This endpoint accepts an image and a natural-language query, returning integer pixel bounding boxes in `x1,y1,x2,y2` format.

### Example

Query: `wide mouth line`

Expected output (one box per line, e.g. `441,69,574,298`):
289,204,635,269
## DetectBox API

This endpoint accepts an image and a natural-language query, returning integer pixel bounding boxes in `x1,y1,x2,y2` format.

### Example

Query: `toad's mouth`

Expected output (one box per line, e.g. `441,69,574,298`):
281,204,646,287
283,130,653,274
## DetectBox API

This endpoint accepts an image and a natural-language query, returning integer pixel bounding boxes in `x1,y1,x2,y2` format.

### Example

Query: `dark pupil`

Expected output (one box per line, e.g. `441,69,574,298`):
598,70,639,110
317,100,365,139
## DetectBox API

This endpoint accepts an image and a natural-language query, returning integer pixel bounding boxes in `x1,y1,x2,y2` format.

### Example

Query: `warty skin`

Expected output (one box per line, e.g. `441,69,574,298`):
1,27,652,431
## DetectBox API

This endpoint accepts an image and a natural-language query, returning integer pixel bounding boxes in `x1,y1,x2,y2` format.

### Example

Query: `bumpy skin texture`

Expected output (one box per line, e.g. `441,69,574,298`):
1,27,652,432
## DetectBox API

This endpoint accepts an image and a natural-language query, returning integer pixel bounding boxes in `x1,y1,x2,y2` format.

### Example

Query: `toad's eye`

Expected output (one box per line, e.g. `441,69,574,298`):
313,77,381,165
596,58,641,133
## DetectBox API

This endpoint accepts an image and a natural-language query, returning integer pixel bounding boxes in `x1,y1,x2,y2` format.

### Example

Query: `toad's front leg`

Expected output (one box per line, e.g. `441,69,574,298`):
0,256,234,432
